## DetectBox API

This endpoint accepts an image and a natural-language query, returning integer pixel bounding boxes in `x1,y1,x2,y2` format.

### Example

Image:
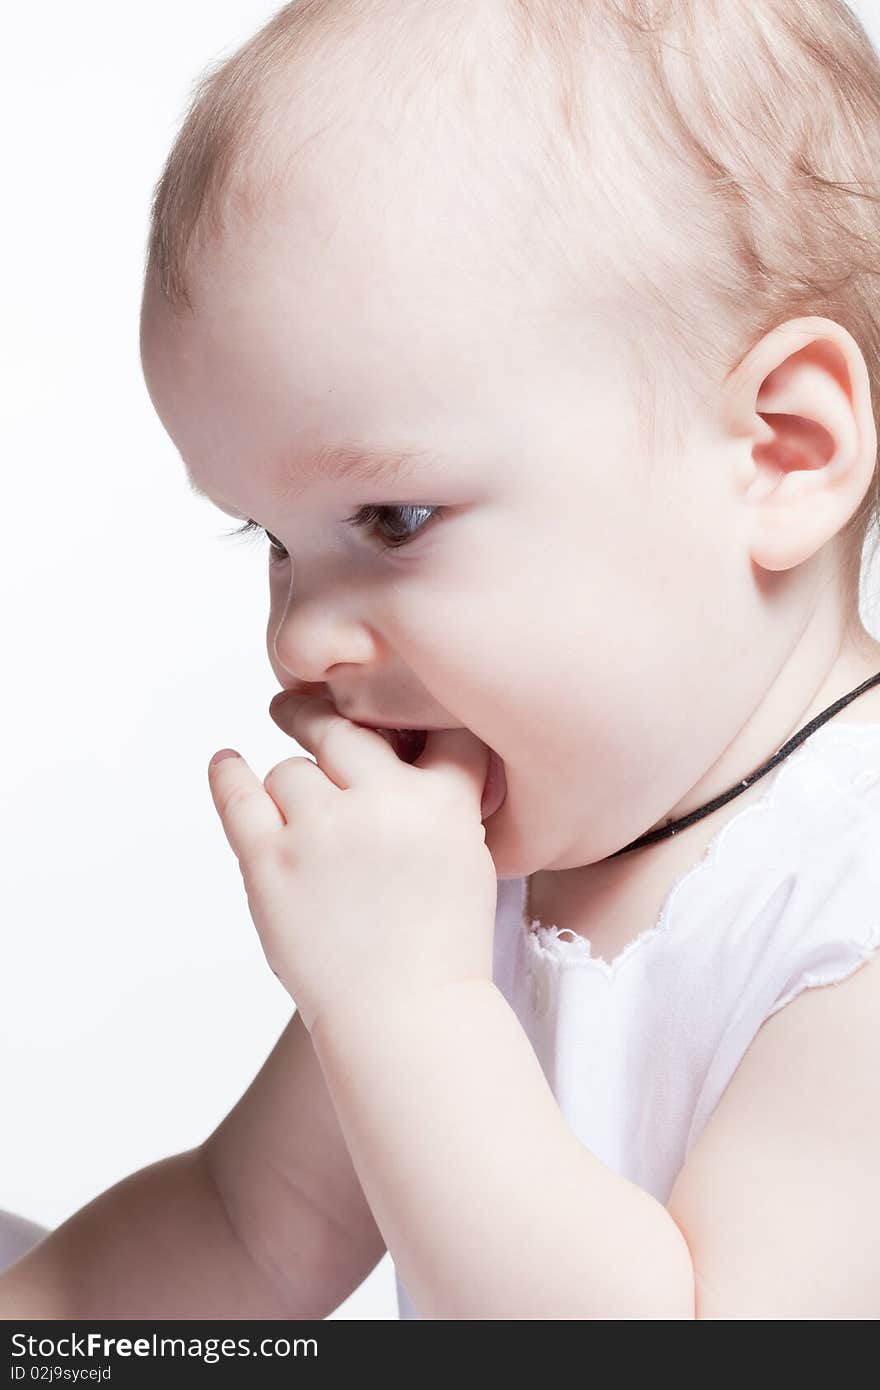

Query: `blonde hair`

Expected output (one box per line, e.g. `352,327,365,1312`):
144,0,880,614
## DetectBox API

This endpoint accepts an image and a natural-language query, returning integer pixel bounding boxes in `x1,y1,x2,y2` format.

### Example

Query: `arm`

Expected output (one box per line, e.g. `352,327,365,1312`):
0,1008,386,1319
0,1149,274,1320
666,947,880,1318
313,949,880,1320
310,979,696,1320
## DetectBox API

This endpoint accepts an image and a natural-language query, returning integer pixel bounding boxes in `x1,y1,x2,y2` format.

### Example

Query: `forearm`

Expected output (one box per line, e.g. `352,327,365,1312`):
0,1148,291,1319
311,979,695,1319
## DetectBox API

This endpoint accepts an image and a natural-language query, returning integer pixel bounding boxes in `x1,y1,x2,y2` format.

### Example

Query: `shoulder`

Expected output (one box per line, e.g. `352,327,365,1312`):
753,737,880,1025
667,945,880,1318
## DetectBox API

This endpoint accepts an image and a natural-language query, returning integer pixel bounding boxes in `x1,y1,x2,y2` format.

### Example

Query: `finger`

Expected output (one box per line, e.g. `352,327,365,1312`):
207,749,285,860
415,727,492,803
268,690,399,787
262,750,331,811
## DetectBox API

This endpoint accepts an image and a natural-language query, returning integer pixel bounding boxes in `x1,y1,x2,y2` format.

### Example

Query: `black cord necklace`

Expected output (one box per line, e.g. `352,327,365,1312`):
605,668,880,859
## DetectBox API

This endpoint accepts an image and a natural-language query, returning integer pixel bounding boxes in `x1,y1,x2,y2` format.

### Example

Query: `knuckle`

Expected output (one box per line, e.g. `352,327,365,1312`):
221,783,263,818
313,719,347,761
425,775,464,816
243,836,274,875
263,754,311,789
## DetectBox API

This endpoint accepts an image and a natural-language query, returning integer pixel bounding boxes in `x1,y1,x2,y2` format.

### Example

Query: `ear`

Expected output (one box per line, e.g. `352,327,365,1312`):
722,316,877,572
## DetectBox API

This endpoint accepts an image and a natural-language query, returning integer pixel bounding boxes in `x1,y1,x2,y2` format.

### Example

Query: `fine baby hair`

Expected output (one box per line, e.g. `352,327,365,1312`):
144,0,880,616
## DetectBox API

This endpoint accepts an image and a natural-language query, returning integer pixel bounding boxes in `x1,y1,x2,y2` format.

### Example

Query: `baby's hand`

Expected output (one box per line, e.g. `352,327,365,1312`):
207,692,498,1035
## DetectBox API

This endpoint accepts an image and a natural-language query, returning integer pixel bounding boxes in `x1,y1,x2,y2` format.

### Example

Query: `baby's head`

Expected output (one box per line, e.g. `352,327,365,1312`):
140,0,880,879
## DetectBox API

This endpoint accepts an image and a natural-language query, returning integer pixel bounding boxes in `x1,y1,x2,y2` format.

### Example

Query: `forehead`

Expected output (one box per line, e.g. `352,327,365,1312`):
141,239,637,527
139,67,637,513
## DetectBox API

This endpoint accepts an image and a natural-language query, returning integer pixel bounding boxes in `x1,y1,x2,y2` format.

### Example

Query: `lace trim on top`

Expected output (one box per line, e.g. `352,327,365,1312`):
521,719,880,977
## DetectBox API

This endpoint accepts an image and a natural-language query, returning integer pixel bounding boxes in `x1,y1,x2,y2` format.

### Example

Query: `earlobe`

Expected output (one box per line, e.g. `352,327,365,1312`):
726,316,877,573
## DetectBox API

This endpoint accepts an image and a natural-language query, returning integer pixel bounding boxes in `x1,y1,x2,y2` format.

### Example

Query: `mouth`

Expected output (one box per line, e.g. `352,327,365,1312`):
354,722,507,817
481,748,507,819
358,726,430,763
382,728,429,763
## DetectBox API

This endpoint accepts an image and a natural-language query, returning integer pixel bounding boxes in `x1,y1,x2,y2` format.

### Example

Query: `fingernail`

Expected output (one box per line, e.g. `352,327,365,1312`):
270,690,298,711
210,749,240,766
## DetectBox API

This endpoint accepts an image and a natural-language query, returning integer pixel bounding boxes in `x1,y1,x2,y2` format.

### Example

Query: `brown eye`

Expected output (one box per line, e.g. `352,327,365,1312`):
343,504,442,550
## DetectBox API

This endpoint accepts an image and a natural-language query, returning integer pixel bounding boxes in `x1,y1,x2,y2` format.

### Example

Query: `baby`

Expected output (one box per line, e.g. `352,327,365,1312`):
5,0,880,1319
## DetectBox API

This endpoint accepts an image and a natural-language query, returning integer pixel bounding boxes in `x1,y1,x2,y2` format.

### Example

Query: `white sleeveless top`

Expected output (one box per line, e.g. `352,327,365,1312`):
395,720,880,1319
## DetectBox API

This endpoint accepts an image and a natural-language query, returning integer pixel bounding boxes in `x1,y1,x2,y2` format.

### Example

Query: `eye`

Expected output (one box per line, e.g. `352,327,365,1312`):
221,505,442,557
341,504,443,550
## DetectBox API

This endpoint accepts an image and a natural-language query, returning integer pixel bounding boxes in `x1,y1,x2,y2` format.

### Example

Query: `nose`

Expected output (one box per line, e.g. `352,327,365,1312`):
267,588,377,696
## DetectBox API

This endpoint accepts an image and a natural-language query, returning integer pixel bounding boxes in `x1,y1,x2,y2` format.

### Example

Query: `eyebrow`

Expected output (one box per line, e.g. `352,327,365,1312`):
185,442,441,510
292,443,441,487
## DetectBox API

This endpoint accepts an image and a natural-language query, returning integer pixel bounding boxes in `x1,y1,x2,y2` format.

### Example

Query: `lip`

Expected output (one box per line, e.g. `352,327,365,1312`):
481,748,507,819
350,719,448,731
268,690,440,730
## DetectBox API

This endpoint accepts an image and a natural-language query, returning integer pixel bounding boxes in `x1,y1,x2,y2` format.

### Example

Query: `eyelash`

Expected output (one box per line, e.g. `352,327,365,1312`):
222,504,443,558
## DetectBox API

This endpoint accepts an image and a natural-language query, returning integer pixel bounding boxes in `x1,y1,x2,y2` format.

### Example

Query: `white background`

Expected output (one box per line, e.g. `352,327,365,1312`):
2,0,879,1322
